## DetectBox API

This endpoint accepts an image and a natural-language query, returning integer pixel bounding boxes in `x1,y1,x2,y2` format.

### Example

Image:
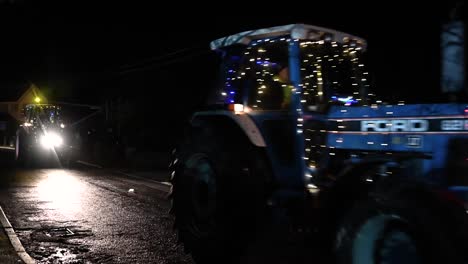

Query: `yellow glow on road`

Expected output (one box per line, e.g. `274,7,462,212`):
36,170,85,216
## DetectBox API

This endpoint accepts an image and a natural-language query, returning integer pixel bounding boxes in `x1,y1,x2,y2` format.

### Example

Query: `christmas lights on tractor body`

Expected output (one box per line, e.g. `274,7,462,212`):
169,24,468,264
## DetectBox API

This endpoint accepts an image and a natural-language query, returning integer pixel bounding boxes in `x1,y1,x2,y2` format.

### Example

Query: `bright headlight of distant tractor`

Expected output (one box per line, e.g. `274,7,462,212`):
40,132,63,149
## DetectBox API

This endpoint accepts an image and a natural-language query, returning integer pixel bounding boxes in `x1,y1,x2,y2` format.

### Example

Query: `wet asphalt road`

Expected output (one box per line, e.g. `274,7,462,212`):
0,149,325,264
0,149,192,264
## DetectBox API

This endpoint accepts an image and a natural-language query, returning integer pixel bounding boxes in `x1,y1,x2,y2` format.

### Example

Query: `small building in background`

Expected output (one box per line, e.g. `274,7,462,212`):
0,83,46,146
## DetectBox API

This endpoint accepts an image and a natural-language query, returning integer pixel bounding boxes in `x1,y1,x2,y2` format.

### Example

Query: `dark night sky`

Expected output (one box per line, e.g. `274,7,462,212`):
0,1,464,150
0,2,465,107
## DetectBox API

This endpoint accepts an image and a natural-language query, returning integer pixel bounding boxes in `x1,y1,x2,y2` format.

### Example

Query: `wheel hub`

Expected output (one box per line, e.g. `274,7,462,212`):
186,154,217,236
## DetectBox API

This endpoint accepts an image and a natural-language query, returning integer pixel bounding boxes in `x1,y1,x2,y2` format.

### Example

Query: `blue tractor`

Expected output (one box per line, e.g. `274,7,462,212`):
170,24,468,263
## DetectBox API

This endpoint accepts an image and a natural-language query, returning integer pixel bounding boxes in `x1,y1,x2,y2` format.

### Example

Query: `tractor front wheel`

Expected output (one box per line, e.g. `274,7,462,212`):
335,181,466,264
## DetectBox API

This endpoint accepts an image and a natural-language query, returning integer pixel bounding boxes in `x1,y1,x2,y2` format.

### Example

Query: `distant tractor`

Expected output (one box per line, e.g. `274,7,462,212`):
169,24,468,263
16,103,70,167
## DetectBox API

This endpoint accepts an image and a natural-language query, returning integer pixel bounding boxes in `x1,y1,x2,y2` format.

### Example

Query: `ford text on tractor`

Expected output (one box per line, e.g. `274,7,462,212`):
169,24,468,263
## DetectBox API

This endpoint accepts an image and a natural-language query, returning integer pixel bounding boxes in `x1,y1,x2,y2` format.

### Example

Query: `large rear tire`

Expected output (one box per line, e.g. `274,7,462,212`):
170,124,271,263
335,180,466,264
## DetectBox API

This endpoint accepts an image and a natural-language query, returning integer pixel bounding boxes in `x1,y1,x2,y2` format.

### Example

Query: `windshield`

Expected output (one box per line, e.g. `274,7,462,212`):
26,105,62,126
213,39,290,110
299,40,371,109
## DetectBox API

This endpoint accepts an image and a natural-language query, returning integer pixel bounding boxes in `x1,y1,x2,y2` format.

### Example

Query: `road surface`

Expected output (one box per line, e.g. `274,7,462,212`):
0,149,324,264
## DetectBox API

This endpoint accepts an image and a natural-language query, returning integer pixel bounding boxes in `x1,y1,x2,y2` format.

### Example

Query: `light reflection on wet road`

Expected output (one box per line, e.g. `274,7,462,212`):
36,170,85,219
0,145,323,264
0,168,193,264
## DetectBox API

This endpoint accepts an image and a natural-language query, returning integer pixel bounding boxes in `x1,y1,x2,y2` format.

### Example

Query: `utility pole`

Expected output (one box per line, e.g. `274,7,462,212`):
441,1,465,99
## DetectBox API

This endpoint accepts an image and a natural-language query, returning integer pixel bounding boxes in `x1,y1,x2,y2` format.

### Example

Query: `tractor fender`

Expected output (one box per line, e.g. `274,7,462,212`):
191,111,266,147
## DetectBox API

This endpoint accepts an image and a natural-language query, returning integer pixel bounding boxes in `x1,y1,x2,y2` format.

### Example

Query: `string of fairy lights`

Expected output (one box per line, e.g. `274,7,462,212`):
298,39,371,170
221,38,292,109
219,36,380,174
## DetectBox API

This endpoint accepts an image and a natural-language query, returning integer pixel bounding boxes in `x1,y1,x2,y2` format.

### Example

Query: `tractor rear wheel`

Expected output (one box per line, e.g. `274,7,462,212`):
170,125,271,263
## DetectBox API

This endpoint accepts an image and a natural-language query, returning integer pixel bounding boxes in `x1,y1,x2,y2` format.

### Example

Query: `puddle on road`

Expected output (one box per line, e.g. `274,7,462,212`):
35,246,81,264
18,227,95,264
31,241,93,264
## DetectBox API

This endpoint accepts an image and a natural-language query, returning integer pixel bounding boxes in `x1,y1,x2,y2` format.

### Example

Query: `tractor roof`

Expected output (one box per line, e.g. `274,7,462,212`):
25,104,59,109
210,24,366,50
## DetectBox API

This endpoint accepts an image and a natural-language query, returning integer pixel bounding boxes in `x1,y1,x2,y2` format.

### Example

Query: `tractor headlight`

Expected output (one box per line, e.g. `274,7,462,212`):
40,132,63,149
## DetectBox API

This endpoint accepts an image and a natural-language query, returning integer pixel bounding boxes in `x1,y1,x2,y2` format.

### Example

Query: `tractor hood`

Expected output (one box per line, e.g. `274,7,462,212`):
323,103,468,184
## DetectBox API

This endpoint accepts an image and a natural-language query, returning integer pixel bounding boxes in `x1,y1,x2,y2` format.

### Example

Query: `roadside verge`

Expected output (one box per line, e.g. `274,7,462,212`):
0,206,36,264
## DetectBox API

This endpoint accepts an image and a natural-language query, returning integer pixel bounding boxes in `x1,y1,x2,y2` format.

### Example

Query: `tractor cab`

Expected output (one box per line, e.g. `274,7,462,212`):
171,23,468,264
209,24,369,111
16,103,69,166
208,24,370,191
24,104,64,129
